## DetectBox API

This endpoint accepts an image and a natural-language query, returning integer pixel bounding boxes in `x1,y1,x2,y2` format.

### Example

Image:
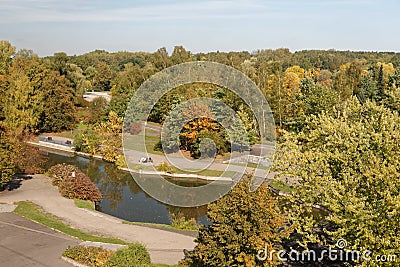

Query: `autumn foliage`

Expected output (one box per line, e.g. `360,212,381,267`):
47,163,102,201
181,177,291,266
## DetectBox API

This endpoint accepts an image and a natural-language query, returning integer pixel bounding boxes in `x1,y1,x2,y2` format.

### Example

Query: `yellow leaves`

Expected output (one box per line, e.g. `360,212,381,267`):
181,117,218,145
376,62,395,78
361,69,369,77
98,111,123,134
285,65,305,78
283,66,305,95
339,63,351,71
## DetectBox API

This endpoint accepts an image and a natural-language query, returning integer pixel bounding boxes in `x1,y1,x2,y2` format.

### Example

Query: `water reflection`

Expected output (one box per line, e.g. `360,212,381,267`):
44,151,208,225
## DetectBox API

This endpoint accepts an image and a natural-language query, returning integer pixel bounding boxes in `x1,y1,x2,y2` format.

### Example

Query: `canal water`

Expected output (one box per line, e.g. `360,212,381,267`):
44,151,209,225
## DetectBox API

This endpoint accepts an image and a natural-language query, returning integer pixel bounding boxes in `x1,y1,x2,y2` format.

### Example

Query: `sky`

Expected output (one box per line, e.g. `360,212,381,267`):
1,0,400,56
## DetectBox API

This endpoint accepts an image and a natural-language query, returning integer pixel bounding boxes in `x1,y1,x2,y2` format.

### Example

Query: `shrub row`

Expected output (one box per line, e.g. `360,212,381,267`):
47,163,102,201
63,245,114,267
63,243,151,267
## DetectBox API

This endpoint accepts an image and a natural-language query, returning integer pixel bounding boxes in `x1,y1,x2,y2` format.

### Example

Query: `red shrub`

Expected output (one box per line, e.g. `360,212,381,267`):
48,163,78,186
59,171,103,201
48,163,102,201
129,122,143,135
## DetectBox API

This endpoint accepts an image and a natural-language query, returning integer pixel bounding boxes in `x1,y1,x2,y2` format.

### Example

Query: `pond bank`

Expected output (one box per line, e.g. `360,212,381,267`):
28,141,233,182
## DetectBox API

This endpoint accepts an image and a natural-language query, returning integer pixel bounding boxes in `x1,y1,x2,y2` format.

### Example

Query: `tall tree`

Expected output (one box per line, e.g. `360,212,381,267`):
38,71,76,132
93,62,115,91
0,40,16,75
181,177,291,266
170,46,191,65
0,123,19,188
152,47,171,70
3,59,42,131
275,97,400,265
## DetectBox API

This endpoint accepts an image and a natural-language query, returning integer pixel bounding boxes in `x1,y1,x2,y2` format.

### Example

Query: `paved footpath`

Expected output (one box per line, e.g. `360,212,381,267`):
0,212,79,267
0,175,196,265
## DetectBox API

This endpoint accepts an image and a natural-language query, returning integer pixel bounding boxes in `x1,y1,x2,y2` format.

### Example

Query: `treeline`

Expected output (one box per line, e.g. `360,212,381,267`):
3,40,400,133
48,45,400,132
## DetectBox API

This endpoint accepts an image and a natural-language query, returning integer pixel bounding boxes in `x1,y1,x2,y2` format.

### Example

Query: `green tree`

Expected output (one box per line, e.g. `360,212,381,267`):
301,77,339,117
170,45,191,65
275,97,400,266
152,47,171,69
73,125,100,155
14,49,38,60
181,177,291,266
38,71,76,132
65,63,88,97
0,40,16,75
89,96,108,124
0,122,19,188
48,52,69,75
109,62,156,117
3,59,42,131
93,62,115,91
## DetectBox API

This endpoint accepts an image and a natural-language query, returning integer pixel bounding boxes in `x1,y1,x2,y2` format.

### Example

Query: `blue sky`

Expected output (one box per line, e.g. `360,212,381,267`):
1,0,399,56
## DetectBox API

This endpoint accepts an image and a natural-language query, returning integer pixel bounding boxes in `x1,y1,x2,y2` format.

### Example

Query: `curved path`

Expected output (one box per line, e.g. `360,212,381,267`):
0,174,196,265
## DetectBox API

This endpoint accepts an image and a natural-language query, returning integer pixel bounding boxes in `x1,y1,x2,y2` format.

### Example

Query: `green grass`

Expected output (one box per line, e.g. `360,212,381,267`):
146,121,162,127
50,122,88,139
122,221,198,232
74,199,95,210
145,135,164,155
160,165,236,178
127,163,236,178
14,201,127,245
269,179,294,193
124,134,164,155
227,162,270,170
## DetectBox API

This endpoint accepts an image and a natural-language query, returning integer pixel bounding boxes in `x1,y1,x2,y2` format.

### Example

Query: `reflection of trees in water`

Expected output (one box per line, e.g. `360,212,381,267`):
126,176,143,195
85,159,102,184
98,164,128,210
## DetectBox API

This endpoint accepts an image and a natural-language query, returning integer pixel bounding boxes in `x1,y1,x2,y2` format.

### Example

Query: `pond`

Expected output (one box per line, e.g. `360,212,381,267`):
43,151,209,226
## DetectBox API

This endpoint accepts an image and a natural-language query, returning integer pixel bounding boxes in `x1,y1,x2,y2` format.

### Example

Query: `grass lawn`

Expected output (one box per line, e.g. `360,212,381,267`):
74,199,95,210
269,179,294,193
124,134,164,155
226,162,270,170
122,221,198,232
14,201,127,245
49,122,89,140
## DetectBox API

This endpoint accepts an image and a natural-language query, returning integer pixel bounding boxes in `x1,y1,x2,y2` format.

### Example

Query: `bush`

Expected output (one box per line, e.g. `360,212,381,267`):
48,163,102,201
170,213,198,231
104,243,151,267
47,163,78,186
63,245,114,267
156,161,174,173
73,126,100,155
59,170,103,201
15,142,47,175
129,122,143,135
